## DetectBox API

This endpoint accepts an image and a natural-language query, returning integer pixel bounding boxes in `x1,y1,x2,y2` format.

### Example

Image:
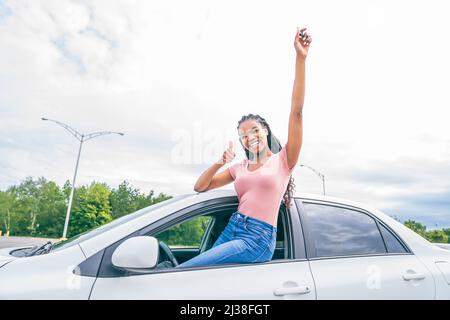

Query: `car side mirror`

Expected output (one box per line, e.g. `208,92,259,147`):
111,236,159,273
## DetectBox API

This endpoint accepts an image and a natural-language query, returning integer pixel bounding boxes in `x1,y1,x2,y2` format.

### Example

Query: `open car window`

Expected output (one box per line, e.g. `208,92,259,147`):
150,206,292,270
94,198,296,278
154,215,213,249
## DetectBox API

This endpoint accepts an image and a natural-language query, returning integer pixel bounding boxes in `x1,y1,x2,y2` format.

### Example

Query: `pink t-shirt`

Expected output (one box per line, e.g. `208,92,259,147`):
228,143,295,227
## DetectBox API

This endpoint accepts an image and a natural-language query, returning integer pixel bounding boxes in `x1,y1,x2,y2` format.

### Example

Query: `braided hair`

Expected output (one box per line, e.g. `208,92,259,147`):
237,113,296,208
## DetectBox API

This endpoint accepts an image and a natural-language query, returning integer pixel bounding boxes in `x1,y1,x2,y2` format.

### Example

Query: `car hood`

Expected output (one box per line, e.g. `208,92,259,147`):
0,246,29,268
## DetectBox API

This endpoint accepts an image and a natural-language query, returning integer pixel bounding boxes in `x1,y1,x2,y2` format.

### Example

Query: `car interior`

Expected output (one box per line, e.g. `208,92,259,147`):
153,204,291,269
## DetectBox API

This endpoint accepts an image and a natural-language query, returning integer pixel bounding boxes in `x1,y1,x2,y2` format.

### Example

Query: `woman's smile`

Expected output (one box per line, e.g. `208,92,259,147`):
248,139,263,150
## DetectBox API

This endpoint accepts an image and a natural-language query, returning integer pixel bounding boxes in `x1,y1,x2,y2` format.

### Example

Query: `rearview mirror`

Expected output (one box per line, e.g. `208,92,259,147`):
111,236,159,273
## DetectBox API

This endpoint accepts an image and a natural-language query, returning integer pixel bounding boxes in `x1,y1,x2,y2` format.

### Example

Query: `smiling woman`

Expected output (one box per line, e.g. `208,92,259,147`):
176,27,312,269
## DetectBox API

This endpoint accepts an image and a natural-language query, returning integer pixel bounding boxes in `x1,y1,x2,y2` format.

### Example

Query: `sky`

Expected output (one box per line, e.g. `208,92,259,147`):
1,0,449,229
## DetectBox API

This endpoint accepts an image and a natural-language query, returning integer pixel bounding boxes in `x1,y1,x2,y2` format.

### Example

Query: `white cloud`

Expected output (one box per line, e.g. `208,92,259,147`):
0,0,449,228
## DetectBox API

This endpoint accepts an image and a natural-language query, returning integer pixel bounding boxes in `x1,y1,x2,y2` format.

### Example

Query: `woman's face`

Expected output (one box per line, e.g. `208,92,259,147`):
238,120,269,155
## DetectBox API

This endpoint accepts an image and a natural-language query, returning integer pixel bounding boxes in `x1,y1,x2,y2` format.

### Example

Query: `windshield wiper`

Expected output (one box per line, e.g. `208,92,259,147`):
25,241,53,257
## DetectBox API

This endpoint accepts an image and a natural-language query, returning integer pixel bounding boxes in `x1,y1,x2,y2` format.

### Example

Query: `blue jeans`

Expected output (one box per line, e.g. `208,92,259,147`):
175,211,277,269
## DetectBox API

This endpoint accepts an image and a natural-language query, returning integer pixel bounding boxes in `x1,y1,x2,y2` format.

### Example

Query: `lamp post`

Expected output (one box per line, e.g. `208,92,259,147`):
299,164,326,195
41,117,124,239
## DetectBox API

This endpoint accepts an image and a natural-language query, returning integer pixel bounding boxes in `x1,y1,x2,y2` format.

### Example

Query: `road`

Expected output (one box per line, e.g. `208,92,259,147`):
0,236,58,249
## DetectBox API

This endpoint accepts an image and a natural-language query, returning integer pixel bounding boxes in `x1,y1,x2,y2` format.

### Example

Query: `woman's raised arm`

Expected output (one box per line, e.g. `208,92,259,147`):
286,27,312,170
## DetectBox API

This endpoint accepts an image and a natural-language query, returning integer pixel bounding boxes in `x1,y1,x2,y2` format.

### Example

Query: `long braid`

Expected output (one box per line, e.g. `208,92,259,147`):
237,113,296,208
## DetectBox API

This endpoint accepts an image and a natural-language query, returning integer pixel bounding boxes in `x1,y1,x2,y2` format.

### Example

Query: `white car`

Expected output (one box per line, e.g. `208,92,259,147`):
0,189,449,300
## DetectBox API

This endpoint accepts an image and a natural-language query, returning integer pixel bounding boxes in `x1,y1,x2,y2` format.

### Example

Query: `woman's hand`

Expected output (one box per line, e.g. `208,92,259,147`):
216,141,235,165
195,141,236,192
294,27,312,59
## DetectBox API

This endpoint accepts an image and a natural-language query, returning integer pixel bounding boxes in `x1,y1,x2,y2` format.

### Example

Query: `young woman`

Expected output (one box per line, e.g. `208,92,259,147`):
175,27,312,268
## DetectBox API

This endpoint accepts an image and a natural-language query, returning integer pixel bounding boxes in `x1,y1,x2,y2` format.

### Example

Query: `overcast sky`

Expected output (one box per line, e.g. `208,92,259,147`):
1,0,449,229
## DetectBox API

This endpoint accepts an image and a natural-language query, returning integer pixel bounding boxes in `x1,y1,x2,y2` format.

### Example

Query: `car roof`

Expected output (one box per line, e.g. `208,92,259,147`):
183,188,380,214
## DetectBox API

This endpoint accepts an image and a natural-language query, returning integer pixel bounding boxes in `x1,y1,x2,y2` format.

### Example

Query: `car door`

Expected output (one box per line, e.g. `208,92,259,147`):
297,200,435,299
89,199,316,300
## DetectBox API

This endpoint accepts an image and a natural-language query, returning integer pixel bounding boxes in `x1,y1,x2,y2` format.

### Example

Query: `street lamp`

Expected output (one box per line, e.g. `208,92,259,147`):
299,164,326,195
41,117,124,239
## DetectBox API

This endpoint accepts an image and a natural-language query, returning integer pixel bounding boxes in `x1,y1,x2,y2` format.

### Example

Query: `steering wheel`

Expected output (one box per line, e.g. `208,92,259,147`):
158,241,179,267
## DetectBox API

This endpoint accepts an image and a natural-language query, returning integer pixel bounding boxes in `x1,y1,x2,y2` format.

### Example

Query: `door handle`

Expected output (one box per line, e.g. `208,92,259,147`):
402,272,426,281
273,285,311,296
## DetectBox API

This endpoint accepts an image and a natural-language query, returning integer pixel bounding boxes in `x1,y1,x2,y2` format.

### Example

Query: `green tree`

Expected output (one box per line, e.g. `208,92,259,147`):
34,180,66,238
404,220,427,237
68,182,113,237
109,180,171,219
149,192,172,206
404,220,450,244
424,230,449,243
0,188,18,235
62,179,72,200
13,176,42,235
11,177,67,237
110,180,145,218
443,228,450,243
0,177,173,238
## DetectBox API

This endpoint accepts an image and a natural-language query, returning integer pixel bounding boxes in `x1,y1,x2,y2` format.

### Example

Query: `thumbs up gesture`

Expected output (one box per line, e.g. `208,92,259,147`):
217,141,236,165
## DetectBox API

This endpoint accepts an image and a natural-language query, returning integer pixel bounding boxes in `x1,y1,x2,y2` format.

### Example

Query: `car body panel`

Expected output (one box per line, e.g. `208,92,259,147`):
90,259,315,300
0,244,94,299
309,255,435,299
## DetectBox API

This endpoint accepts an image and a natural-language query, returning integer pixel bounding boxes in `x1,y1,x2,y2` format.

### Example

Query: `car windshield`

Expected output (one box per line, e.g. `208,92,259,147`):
51,193,192,252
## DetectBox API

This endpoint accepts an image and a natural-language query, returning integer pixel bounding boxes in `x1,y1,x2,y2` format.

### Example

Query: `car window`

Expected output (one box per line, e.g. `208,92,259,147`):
378,223,408,253
154,215,212,249
302,203,387,258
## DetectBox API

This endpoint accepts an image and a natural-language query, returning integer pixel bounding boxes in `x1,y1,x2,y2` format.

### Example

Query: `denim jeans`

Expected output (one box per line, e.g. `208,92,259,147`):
175,211,277,269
